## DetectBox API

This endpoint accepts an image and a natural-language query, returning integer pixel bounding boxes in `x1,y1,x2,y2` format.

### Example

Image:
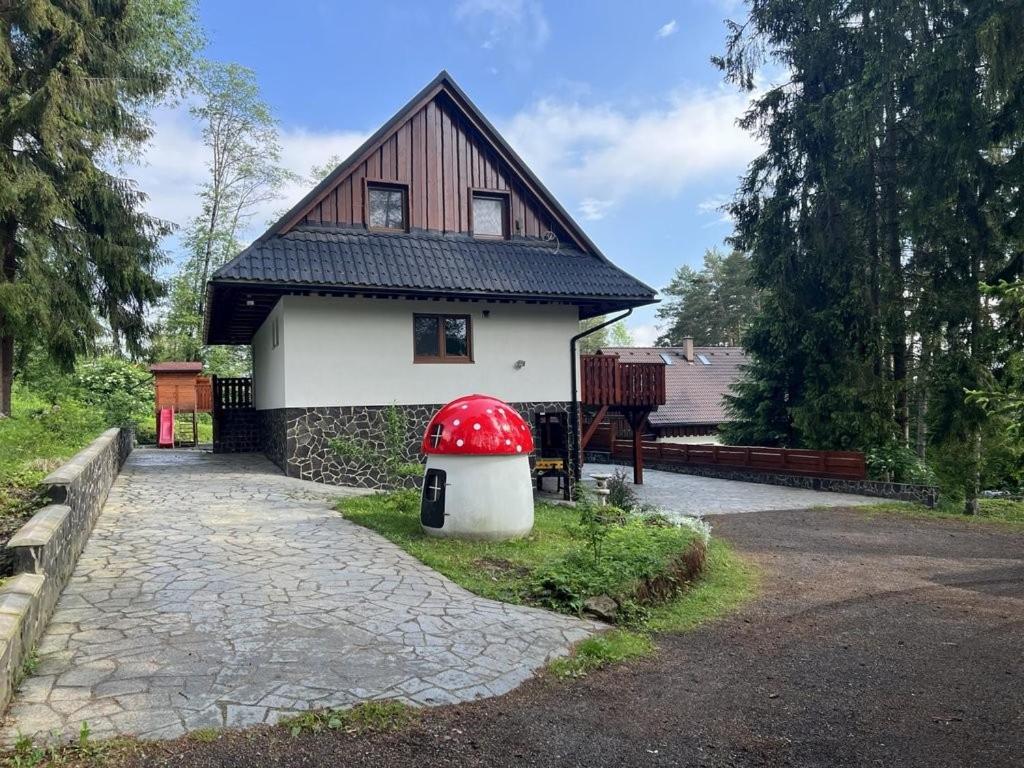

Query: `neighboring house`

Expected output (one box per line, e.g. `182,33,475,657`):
594,338,747,445
203,71,656,487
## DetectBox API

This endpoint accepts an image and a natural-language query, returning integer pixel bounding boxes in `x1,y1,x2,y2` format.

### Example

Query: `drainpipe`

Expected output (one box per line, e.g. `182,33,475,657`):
567,308,633,497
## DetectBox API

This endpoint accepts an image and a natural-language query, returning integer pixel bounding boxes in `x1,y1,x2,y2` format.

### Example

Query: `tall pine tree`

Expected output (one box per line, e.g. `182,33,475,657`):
0,0,200,415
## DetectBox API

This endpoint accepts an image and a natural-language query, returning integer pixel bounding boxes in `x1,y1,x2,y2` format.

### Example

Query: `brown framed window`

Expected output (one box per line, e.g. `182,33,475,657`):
413,314,472,363
366,182,408,231
470,190,509,239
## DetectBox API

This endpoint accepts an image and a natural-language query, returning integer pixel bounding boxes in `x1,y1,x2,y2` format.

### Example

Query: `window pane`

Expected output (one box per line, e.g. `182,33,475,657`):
444,317,469,357
385,189,405,228
473,196,505,237
368,187,405,229
414,316,440,357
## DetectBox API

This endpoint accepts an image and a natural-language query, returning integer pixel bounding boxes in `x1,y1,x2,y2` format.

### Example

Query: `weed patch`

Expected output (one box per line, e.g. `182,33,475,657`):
279,700,415,738
548,630,654,678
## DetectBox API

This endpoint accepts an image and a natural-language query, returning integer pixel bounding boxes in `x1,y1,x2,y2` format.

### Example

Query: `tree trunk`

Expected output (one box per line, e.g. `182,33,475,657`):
881,99,908,444
0,217,16,417
915,334,929,458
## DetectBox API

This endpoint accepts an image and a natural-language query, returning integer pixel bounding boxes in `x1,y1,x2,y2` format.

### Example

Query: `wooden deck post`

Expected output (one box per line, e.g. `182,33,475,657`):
625,409,650,485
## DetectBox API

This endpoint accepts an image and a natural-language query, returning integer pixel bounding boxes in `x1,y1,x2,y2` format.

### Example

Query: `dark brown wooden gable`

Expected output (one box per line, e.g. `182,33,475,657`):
283,87,578,246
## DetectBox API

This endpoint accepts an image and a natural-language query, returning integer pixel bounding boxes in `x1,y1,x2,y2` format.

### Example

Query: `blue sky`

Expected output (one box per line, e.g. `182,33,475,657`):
134,0,757,344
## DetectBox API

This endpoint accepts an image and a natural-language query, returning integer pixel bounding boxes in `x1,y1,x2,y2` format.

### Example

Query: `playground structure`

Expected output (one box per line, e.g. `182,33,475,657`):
149,362,211,447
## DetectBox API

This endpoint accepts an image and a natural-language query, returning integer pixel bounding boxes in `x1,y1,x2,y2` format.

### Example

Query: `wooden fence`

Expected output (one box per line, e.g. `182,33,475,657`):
212,377,253,411
609,440,867,480
195,376,212,412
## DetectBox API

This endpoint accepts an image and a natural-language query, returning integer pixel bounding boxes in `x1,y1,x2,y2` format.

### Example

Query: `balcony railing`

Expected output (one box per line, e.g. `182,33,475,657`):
580,355,666,408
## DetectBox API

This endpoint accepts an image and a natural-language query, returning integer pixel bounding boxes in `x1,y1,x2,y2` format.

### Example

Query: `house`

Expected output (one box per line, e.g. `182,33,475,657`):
203,71,656,488
586,338,747,451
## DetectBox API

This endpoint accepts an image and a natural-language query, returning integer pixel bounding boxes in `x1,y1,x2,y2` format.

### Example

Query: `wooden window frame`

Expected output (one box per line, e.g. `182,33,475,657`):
364,179,410,233
413,313,474,364
468,188,511,240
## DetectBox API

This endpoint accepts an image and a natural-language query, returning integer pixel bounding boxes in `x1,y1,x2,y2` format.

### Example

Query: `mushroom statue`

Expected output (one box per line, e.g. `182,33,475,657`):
419,394,535,540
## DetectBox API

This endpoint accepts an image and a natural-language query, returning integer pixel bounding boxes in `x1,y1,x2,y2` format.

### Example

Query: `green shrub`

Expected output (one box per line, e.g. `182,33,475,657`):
866,442,937,485
606,467,639,510
74,356,153,430
531,519,700,623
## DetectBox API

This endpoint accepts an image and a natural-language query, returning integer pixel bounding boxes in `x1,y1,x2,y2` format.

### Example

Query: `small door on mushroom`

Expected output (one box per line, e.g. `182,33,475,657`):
420,468,447,528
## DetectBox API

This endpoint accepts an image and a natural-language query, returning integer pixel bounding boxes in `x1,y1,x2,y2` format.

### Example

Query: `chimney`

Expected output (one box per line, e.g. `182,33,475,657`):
682,336,694,362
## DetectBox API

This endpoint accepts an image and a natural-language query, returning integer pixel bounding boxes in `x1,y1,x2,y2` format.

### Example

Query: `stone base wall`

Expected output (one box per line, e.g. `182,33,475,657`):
259,409,288,471
213,409,260,454
0,428,133,714
585,451,939,507
261,401,571,490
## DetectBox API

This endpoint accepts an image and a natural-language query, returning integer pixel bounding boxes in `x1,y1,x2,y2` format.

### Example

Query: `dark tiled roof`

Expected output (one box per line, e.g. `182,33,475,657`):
148,362,203,373
600,346,748,426
211,226,655,301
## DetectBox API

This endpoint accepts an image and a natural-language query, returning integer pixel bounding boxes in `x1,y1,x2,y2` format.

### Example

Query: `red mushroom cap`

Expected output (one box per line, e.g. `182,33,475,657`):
422,395,535,456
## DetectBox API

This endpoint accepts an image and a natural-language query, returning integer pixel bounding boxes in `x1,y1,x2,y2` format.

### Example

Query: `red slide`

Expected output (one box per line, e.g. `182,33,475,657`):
157,408,175,448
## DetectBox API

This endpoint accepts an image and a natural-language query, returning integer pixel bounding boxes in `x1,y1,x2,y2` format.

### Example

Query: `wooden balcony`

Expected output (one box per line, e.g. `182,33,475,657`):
580,355,666,408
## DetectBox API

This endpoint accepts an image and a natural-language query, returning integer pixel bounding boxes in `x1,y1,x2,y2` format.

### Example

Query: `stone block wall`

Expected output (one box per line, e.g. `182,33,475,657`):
261,401,570,490
213,409,260,454
0,428,133,714
586,452,939,507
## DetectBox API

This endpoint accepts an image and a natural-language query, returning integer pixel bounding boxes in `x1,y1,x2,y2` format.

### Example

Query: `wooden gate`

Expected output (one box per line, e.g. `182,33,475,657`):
211,377,258,453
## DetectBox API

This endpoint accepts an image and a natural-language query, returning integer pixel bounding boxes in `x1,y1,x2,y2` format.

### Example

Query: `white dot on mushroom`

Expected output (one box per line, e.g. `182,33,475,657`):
473,423,481,430
456,439,464,447
453,419,460,426
516,445,522,452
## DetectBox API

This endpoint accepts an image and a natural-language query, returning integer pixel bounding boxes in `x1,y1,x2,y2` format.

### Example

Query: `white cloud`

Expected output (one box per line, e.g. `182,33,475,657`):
628,323,661,347
501,87,760,219
578,197,614,221
120,105,367,249
454,0,550,54
656,20,678,38
697,193,735,226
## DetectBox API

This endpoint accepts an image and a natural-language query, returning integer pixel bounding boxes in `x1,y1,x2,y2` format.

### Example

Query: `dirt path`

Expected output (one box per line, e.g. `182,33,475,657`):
130,508,1023,767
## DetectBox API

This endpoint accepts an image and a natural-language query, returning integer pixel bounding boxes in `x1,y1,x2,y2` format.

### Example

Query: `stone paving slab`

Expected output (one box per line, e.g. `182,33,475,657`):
583,463,880,516
4,450,596,743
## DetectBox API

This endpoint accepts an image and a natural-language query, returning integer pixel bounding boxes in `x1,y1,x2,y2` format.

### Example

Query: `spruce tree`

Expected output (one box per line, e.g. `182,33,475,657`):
0,0,200,415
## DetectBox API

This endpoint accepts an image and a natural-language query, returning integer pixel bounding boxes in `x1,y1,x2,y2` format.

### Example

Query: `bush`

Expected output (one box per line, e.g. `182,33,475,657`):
530,519,702,624
74,356,153,430
606,467,639,510
866,442,937,485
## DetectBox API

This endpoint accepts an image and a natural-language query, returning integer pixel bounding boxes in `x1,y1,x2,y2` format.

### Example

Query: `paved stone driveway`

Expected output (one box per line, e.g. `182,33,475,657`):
5,451,595,742
583,463,879,516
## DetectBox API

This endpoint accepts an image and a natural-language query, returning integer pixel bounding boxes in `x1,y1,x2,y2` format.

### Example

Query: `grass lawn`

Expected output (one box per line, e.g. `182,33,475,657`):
860,498,1024,526
0,389,106,521
339,491,756,675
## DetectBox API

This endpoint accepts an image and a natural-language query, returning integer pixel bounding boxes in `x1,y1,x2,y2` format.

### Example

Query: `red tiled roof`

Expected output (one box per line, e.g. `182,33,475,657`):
598,346,748,426
148,361,203,373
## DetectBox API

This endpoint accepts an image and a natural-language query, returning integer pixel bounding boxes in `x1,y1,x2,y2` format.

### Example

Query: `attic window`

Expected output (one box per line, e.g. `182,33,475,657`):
367,183,407,231
696,353,711,365
471,191,508,239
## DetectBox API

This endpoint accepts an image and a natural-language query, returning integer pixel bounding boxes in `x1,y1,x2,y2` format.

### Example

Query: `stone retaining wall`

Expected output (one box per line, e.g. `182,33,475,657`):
585,452,939,507
0,428,133,713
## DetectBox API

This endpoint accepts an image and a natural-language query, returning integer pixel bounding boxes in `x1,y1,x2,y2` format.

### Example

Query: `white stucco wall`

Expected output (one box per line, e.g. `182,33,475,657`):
259,295,577,408
251,300,286,410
